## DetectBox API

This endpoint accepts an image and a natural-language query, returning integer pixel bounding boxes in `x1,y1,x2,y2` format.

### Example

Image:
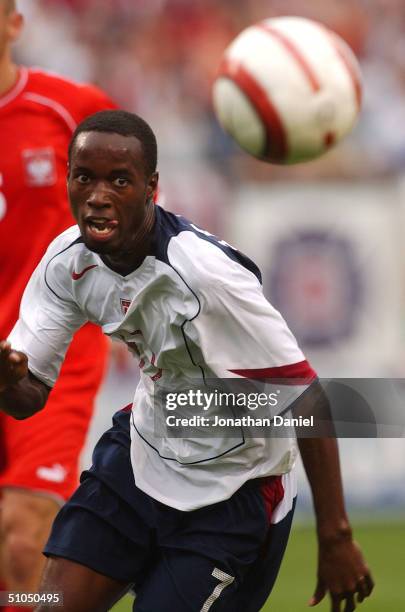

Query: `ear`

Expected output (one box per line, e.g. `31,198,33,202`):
7,11,24,44
146,172,159,204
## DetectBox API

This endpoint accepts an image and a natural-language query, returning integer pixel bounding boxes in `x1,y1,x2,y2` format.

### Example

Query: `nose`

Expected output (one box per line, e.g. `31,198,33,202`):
86,181,112,210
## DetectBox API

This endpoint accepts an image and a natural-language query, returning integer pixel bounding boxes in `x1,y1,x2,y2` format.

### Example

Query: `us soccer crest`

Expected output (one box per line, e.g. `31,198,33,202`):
22,147,56,187
120,299,132,315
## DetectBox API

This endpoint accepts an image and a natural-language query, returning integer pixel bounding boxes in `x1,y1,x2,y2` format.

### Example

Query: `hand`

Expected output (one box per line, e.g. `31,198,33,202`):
309,536,374,611
0,340,28,391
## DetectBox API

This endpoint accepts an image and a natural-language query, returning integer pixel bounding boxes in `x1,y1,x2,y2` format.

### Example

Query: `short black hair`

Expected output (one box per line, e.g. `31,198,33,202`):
68,110,157,176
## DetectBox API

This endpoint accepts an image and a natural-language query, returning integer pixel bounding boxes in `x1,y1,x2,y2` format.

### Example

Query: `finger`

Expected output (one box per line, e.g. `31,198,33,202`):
1,352,27,384
365,574,374,595
309,579,326,606
9,351,24,364
331,594,341,612
0,340,11,354
357,590,365,603
343,594,355,612
358,574,374,600
356,573,374,602
356,577,368,602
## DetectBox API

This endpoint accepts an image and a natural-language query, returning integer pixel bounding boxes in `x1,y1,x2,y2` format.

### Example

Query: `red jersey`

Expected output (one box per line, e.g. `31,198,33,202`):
0,67,117,336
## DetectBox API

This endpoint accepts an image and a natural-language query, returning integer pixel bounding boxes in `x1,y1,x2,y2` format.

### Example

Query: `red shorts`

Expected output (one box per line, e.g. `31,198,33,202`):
0,323,108,503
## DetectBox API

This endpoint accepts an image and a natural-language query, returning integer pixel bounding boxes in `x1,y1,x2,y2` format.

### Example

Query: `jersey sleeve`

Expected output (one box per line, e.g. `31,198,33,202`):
188,256,316,383
7,251,87,388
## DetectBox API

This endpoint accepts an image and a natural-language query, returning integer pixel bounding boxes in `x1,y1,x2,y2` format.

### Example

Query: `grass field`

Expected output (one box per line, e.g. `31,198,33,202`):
111,521,405,611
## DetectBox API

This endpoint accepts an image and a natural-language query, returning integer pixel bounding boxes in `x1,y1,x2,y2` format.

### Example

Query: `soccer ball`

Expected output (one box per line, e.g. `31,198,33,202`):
212,16,362,164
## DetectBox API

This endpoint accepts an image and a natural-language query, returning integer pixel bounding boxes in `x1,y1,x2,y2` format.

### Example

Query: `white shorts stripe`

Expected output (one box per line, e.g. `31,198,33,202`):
271,469,297,524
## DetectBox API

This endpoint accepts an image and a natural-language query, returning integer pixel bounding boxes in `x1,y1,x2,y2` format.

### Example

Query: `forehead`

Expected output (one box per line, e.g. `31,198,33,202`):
71,132,145,170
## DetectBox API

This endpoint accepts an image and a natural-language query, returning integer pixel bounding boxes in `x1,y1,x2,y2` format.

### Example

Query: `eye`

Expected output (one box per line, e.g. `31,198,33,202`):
113,177,129,187
76,174,90,184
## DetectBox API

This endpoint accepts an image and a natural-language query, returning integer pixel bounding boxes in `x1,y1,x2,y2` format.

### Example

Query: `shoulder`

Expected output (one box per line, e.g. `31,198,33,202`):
44,225,83,261
25,68,117,127
42,226,95,299
153,206,262,291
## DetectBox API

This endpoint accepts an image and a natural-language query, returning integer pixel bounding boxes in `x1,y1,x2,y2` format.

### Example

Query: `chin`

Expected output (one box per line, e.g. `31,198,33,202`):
82,237,115,255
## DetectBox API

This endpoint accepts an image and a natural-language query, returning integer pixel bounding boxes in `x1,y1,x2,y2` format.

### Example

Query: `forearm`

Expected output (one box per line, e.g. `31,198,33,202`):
299,436,374,608
295,390,374,606
298,436,351,542
0,372,50,419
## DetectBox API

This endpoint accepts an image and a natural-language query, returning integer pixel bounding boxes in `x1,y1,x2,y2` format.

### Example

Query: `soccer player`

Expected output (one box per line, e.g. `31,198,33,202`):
0,1,116,604
0,110,373,611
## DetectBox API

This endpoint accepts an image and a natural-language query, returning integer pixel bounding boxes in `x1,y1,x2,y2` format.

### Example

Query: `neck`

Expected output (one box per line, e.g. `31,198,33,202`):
0,53,18,97
101,202,156,276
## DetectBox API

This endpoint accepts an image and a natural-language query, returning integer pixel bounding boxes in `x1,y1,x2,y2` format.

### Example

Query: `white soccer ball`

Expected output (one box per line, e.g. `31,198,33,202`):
212,16,362,164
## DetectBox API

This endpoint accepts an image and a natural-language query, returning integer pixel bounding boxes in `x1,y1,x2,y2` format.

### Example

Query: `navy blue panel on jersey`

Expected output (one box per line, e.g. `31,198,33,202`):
44,408,295,611
152,205,262,284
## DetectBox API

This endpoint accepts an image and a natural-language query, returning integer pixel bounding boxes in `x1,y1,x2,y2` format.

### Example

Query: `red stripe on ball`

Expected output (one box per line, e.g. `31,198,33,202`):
313,22,362,110
218,57,288,162
258,24,321,93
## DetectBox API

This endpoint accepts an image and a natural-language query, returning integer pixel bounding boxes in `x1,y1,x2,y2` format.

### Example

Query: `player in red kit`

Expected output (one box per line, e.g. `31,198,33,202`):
0,1,116,605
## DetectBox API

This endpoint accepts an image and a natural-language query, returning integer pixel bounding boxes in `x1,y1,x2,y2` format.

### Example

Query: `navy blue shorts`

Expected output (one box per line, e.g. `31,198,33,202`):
44,407,296,611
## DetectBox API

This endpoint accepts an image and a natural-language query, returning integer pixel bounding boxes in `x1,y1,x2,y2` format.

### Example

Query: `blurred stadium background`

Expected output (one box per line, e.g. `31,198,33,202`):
15,0,405,609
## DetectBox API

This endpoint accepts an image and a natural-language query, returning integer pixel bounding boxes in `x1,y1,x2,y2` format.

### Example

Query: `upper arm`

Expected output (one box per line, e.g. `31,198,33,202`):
190,259,315,381
8,250,86,388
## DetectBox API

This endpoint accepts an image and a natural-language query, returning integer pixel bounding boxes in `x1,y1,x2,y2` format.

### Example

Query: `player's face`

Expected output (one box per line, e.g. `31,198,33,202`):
68,132,158,262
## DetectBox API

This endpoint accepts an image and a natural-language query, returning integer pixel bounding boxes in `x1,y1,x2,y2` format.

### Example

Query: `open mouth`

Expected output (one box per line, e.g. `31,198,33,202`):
85,218,119,240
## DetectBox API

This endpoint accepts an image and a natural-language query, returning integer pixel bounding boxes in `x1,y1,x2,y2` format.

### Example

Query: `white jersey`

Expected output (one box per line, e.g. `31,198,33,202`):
9,206,315,511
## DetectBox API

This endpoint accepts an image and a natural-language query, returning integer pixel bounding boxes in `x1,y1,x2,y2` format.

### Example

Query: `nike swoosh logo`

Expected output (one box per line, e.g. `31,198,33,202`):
72,264,98,280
